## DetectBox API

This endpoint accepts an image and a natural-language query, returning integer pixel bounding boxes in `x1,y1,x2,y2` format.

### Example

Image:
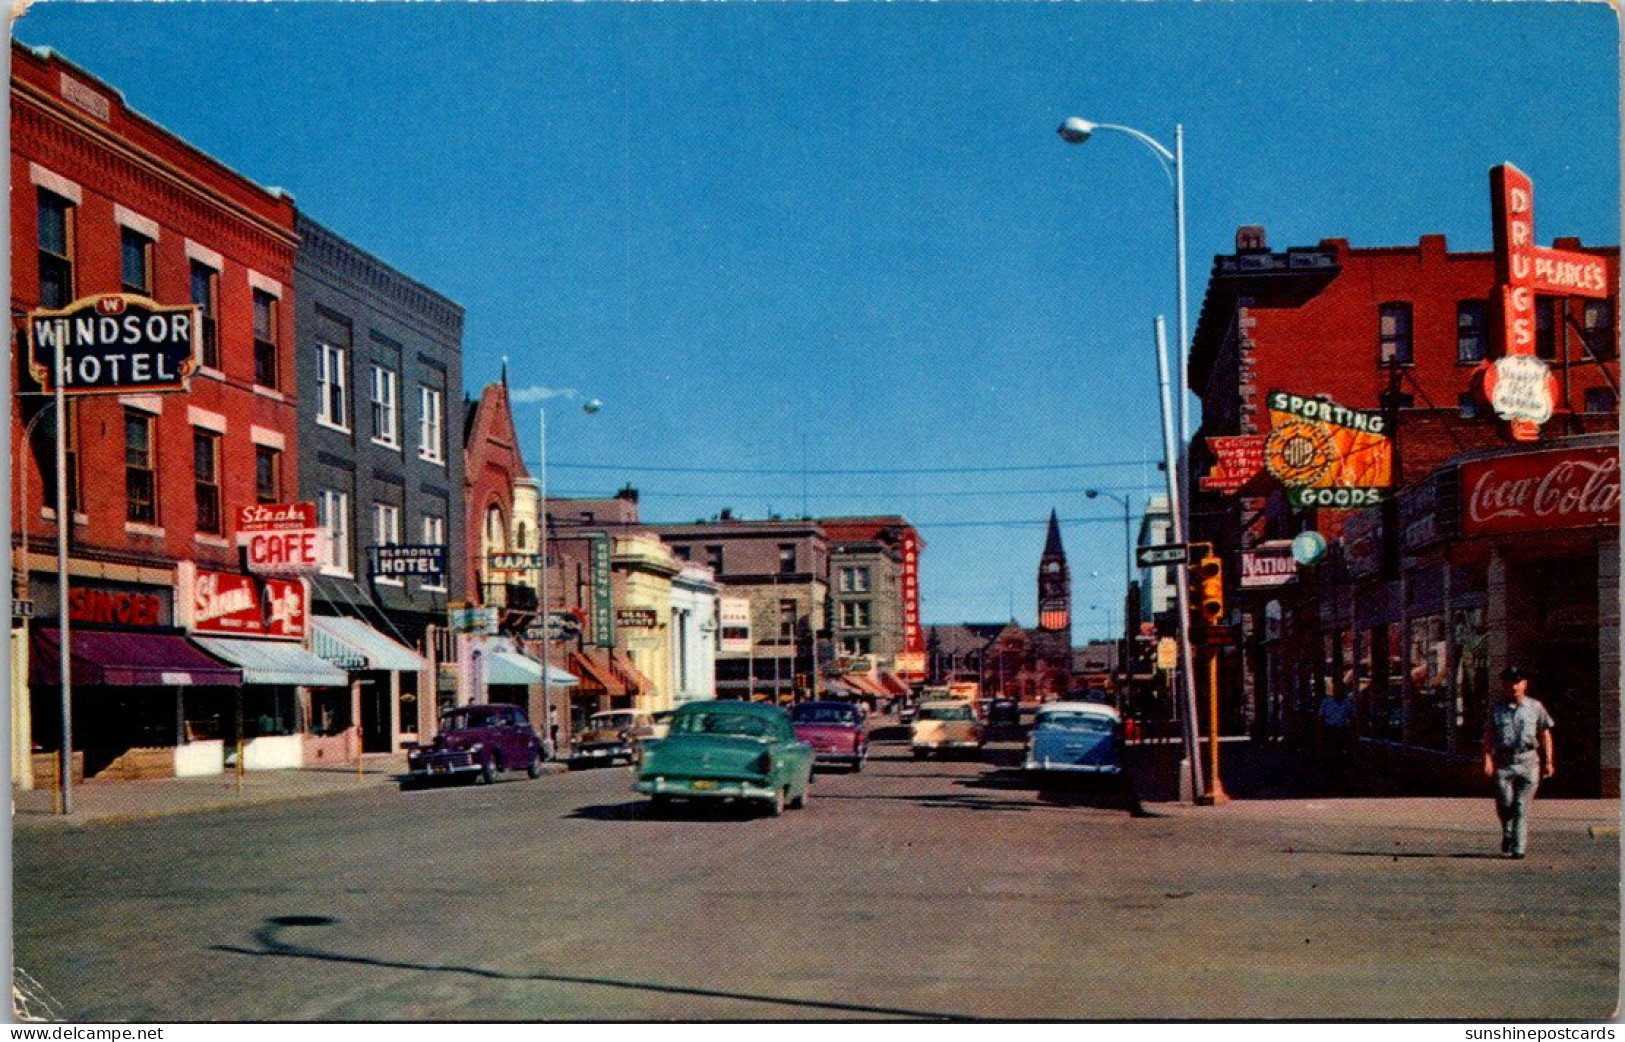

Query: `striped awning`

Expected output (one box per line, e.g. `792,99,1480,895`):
311,616,428,673
483,650,578,687
192,637,349,688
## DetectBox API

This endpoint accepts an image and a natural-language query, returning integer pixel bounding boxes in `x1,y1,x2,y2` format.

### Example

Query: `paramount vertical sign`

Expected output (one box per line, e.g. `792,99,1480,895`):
28,294,200,394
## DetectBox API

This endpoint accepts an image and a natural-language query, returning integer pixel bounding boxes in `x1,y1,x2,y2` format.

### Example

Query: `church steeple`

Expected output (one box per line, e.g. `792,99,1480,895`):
1037,509,1071,633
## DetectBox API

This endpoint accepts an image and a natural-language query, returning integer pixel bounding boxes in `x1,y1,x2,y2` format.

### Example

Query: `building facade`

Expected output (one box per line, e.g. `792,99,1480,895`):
294,213,462,752
10,42,310,783
818,516,920,675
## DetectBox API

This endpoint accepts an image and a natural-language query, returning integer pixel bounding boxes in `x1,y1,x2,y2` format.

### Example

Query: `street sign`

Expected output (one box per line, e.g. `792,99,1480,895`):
1155,638,1178,671
28,294,200,394
1136,544,1188,568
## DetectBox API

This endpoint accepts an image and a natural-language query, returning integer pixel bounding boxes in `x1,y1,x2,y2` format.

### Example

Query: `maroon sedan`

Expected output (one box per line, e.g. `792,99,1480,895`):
790,701,869,772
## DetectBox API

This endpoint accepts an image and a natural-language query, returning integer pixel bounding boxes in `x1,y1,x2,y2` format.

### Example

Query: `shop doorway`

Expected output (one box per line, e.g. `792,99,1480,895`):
1512,553,1600,797
359,672,393,753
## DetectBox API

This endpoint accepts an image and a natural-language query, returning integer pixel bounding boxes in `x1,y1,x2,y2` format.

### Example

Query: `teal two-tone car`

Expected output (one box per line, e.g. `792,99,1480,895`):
633,700,814,816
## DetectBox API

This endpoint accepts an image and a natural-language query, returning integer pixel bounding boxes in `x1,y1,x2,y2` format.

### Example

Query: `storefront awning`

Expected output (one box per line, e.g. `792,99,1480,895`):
609,650,649,693
879,673,911,696
823,678,862,698
483,650,579,687
846,674,889,698
569,650,626,696
191,637,349,688
311,616,428,673
31,628,242,687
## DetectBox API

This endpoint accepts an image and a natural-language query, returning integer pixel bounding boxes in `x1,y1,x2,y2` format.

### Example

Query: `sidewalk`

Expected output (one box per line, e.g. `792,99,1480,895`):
12,754,568,829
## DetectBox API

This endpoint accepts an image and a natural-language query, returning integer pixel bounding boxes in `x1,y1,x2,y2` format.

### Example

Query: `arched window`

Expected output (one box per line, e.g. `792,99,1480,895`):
515,521,530,552
483,505,507,556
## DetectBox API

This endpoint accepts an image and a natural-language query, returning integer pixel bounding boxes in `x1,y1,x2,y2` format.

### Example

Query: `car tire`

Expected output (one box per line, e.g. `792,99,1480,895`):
913,749,928,760
790,780,808,810
650,794,673,812
527,751,543,779
767,787,785,817
479,757,497,785
850,754,864,773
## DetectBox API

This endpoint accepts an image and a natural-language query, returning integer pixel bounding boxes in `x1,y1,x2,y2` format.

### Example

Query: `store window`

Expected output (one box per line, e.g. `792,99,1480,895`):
190,261,220,370
1584,387,1617,414
252,289,279,389
193,430,222,534
1407,614,1448,751
245,688,299,738
37,189,75,309
120,226,153,295
125,409,157,524
1452,607,1489,756
1378,303,1413,367
1456,300,1488,363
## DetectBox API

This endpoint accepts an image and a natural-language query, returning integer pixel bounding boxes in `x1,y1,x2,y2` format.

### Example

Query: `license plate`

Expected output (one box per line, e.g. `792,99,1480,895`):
431,764,447,774
691,779,718,791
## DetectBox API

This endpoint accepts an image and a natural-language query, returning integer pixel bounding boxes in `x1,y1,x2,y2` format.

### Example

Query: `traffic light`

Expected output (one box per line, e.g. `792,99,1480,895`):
1193,550,1225,626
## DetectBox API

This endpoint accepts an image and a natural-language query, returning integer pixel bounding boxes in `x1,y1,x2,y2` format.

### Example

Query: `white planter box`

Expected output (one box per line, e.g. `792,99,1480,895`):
175,740,224,777
243,734,304,771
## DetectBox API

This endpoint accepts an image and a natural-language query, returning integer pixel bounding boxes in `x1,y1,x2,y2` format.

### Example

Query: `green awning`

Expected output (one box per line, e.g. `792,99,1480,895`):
311,616,428,673
192,637,349,688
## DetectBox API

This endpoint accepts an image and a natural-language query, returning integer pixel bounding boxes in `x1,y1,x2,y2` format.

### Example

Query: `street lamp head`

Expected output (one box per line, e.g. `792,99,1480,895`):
1085,489,1100,500
582,398,603,415
1057,117,1096,145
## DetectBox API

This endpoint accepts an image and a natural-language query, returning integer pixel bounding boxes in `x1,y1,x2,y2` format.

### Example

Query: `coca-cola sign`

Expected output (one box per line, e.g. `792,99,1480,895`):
191,570,306,640
1461,446,1619,537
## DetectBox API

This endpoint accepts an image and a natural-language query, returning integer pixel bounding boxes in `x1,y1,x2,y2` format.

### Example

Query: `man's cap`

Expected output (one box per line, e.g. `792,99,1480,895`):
1501,666,1527,683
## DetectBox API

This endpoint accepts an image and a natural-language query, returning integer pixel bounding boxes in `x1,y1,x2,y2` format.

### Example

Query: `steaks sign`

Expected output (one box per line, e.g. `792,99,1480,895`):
1461,446,1619,537
238,503,325,576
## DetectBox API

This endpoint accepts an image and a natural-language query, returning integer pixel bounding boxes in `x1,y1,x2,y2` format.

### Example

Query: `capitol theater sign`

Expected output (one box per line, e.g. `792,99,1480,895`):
1461,445,1619,537
1480,163,1612,442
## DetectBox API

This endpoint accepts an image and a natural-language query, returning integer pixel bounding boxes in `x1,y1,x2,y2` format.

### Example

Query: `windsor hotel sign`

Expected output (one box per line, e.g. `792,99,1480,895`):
28,294,200,393
1460,445,1619,537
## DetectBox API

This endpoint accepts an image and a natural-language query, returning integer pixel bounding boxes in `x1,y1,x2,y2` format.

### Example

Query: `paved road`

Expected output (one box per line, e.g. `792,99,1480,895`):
14,729,1619,1021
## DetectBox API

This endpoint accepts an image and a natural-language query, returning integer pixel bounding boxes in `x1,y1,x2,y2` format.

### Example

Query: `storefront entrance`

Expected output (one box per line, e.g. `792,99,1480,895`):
1509,552,1600,797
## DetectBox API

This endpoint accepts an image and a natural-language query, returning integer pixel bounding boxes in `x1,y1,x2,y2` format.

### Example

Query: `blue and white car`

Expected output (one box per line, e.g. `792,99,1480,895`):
1023,701,1124,776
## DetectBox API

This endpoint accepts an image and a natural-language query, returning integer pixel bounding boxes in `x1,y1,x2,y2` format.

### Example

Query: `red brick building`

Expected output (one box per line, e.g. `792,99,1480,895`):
10,42,306,783
1189,223,1619,794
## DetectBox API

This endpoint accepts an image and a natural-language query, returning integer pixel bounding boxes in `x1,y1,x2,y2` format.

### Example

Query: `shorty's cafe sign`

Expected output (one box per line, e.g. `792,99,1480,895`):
1461,445,1619,537
191,570,307,640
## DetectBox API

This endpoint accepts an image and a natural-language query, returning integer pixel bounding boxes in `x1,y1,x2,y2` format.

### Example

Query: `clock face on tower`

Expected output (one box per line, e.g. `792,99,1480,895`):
1045,562,1061,574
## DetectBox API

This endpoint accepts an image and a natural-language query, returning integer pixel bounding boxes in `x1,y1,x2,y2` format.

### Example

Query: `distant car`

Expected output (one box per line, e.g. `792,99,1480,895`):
650,710,675,740
911,699,983,758
986,697,1021,727
898,700,918,725
634,700,815,816
790,700,869,771
570,710,656,767
404,704,546,787
1023,701,1124,776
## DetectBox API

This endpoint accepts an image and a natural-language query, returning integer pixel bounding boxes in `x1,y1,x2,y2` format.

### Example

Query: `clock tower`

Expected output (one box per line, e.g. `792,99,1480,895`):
1037,510,1071,635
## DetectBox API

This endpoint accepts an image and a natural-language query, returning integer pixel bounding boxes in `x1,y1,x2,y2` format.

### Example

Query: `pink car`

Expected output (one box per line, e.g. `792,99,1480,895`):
790,701,869,772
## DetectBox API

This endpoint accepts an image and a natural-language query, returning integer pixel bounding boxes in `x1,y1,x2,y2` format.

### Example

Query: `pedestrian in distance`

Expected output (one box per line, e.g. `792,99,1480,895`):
1318,686,1356,794
1482,667,1555,859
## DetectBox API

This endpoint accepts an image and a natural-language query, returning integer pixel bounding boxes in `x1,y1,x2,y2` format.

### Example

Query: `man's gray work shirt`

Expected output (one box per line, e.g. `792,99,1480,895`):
1485,697,1554,769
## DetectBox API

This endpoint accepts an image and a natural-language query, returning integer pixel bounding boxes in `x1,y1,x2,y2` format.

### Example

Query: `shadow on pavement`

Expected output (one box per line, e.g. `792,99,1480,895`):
1292,849,1507,861
567,799,772,822
212,915,972,1020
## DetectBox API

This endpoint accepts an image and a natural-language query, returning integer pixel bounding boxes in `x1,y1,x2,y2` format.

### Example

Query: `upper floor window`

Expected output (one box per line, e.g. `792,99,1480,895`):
422,514,447,591
373,501,402,584
317,488,351,575
252,290,279,388
839,566,872,593
706,544,725,574
318,340,349,430
37,189,74,309
190,261,220,370
1378,303,1413,367
1535,297,1559,360
778,543,797,574
418,384,444,463
255,445,281,504
672,545,692,561
1583,300,1617,361
370,365,399,447
193,430,222,534
778,599,799,640
840,600,873,629
1456,300,1488,364
120,227,153,296
125,409,157,524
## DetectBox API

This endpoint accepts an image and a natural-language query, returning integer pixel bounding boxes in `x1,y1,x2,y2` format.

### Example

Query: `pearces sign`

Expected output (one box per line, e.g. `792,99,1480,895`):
1460,446,1619,537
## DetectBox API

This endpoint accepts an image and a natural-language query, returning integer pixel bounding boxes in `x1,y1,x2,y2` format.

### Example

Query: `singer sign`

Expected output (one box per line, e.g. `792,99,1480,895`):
238,503,326,576
1460,446,1619,537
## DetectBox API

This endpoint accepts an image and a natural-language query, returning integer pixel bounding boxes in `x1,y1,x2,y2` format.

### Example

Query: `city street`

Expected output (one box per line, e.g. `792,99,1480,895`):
15,726,1618,1021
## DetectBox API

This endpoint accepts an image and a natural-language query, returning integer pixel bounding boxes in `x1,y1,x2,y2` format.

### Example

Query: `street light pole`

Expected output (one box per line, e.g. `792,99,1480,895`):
1086,488,1134,703
538,407,551,758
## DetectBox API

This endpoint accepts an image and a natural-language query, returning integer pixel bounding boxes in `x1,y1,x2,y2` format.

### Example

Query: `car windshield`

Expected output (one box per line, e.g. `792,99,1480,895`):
791,705,859,726
918,704,974,722
441,709,499,731
589,713,636,729
1037,711,1114,733
671,711,776,740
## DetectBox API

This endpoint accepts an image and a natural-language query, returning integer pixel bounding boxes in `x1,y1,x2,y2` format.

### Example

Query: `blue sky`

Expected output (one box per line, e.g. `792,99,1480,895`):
20,3,1618,632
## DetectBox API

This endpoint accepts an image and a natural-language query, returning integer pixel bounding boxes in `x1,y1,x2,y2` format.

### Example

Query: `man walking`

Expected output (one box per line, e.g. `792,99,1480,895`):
1482,667,1555,859
1318,687,1356,793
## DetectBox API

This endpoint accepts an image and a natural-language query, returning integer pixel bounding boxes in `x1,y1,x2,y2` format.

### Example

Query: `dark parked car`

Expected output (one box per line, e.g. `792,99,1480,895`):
404,704,546,788
986,697,1022,727
790,700,869,771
